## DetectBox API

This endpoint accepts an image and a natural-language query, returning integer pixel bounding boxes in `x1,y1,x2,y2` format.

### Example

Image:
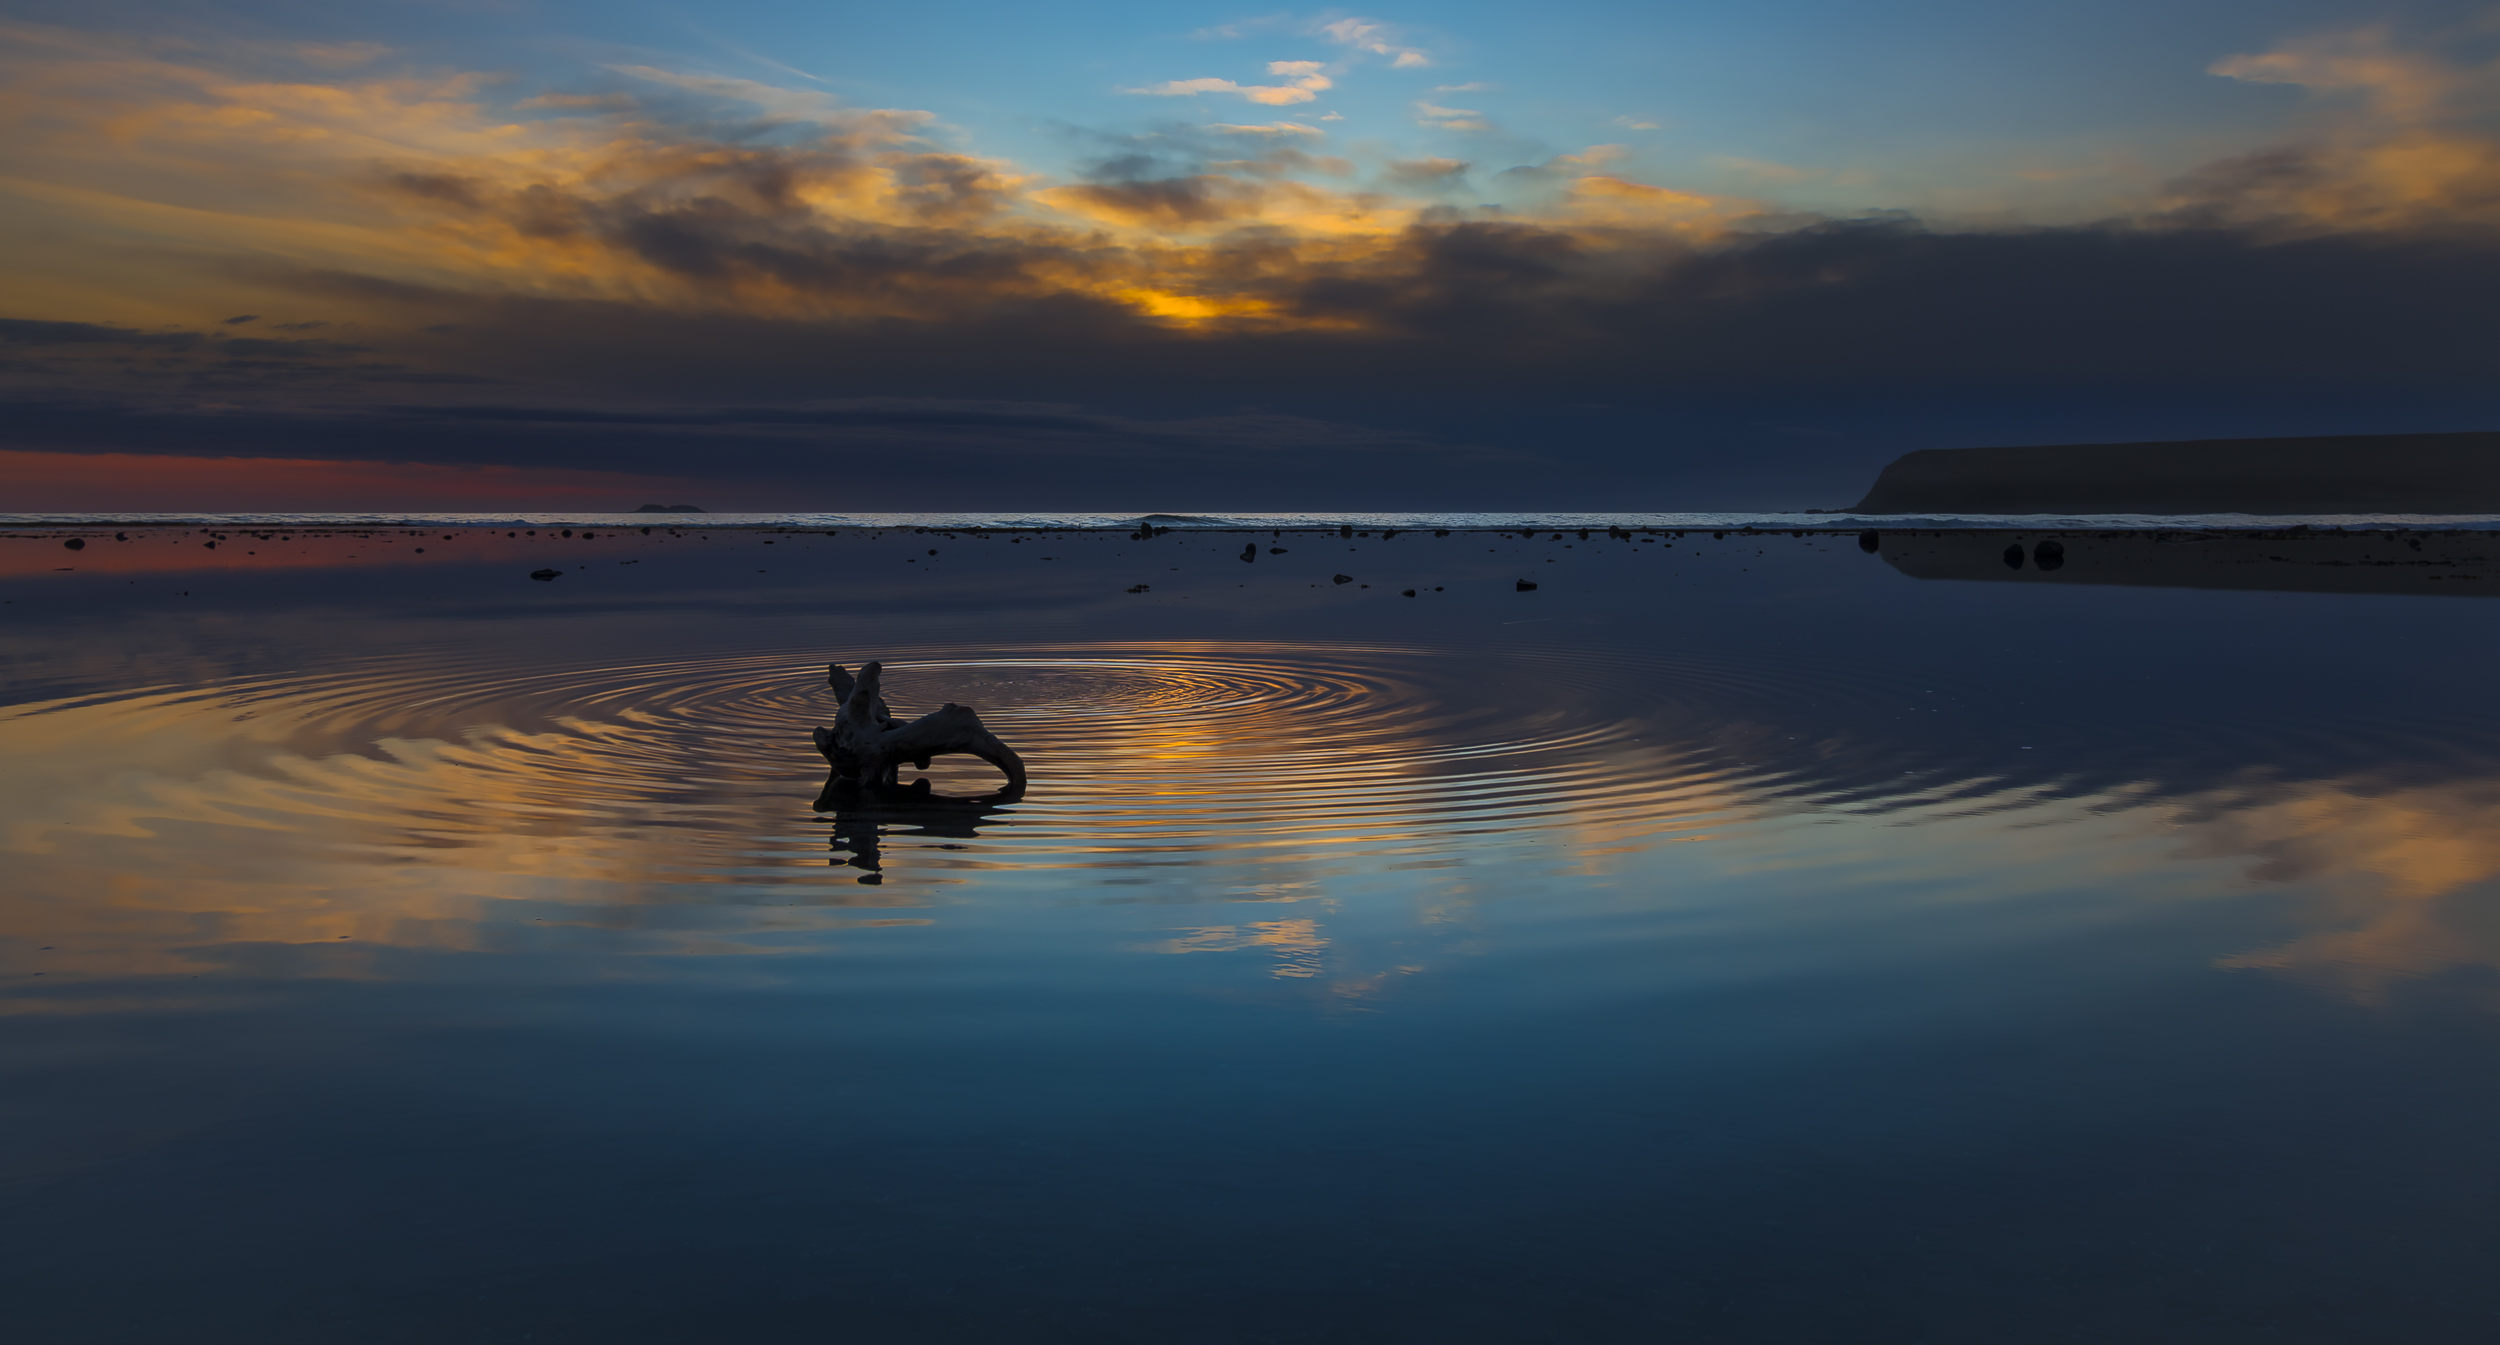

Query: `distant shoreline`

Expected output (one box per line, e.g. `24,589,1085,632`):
1846,432,2500,516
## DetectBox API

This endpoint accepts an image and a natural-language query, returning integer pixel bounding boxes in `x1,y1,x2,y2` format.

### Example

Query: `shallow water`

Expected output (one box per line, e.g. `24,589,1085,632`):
6,524,2500,1342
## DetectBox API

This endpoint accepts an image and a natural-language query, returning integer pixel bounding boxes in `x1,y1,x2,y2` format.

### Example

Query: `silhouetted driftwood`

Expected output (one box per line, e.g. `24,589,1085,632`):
812,661,1026,806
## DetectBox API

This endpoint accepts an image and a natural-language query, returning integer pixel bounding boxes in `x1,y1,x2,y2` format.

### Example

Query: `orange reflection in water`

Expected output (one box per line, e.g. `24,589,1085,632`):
0,641,1770,999
2181,776,2500,999
19,631,2495,1012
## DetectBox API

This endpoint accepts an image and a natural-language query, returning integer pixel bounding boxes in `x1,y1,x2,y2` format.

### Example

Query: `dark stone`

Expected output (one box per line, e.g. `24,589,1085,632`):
1516,579,1538,591
1401,589,1416,597
1240,543,1256,563
1333,573,1354,585
1434,529,1450,537
1269,547,1287,554
2034,539,2066,571
62,538,83,550
1859,530,1881,552
2002,544,2026,570
531,568,562,581
1341,524,1354,538
1127,583,1150,593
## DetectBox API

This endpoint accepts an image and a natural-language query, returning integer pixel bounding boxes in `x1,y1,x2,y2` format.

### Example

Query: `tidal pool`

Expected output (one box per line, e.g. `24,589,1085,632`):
5,520,2500,1343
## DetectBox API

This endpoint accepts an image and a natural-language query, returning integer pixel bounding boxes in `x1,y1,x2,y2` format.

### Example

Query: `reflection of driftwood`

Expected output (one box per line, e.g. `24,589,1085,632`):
811,661,1028,801
823,777,1019,883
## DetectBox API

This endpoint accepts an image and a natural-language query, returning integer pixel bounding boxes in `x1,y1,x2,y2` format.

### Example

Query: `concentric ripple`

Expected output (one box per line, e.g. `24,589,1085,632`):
3,641,1811,892
10,636,2474,900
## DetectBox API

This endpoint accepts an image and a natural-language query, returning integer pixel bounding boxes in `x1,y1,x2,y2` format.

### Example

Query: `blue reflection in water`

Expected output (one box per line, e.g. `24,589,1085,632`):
5,525,2500,1343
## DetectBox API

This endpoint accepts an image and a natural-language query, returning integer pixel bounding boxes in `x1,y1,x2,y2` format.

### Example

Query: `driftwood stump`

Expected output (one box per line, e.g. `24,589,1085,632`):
812,661,1026,810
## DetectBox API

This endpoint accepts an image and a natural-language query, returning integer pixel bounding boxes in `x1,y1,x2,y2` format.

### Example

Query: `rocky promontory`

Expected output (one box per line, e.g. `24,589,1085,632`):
1846,432,2500,515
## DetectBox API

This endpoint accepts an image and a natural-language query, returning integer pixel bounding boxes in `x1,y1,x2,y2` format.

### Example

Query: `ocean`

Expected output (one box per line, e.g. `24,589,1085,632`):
5,516,2499,1343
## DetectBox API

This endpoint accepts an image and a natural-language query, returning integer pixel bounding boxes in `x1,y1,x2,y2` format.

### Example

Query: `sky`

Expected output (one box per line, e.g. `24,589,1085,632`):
4,0,2500,511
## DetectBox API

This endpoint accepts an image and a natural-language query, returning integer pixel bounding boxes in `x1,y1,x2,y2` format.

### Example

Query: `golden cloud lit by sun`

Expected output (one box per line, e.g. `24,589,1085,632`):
0,21,1767,338
0,14,2494,399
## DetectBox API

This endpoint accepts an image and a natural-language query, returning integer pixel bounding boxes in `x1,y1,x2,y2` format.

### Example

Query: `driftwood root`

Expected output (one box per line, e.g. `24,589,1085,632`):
813,661,1027,803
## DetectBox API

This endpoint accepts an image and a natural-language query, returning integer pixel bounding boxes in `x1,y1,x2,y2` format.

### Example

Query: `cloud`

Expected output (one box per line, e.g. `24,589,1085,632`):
2174,23,2500,235
1317,17,1430,68
0,318,201,349
1125,60,1334,106
1383,158,1470,190
515,91,638,112
10,17,2500,511
292,41,389,69
1415,101,1490,131
1436,83,1497,93
1035,174,1270,228
610,64,933,133
0,448,702,512
1207,122,1327,138
2208,24,2465,124
1612,116,1663,131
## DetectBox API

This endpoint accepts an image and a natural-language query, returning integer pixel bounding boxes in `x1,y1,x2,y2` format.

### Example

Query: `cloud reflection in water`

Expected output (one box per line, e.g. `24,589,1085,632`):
8,627,2500,1005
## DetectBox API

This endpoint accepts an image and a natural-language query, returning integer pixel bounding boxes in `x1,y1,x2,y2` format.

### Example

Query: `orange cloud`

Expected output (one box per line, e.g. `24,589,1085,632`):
0,22,1771,342
1125,60,1335,107
2179,23,2500,233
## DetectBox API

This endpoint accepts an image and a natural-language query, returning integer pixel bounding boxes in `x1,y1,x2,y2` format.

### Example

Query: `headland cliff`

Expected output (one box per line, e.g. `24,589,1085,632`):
1846,432,2500,515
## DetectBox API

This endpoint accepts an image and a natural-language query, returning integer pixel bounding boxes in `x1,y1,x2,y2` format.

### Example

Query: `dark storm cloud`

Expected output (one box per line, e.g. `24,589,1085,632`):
0,391,1497,477
0,318,202,349
7,17,2500,511
310,217,2500,394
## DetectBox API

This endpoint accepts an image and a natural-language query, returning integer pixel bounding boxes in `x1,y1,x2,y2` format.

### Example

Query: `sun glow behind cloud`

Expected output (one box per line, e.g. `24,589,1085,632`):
0,19,1771,345
1,9,2498,475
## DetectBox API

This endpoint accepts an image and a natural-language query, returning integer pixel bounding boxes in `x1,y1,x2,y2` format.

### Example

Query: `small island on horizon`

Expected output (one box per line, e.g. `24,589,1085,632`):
1843,431,2500,515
